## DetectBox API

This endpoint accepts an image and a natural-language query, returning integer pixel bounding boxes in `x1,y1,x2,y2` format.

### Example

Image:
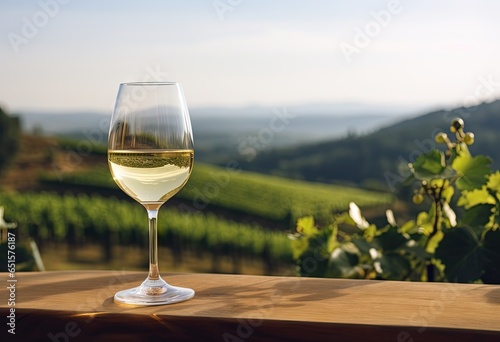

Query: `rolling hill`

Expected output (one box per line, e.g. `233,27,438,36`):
39,160,393,229
231,99,500,190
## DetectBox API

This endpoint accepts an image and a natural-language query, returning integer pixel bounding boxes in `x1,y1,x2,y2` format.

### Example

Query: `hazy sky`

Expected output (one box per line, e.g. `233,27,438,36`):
1,0,500,113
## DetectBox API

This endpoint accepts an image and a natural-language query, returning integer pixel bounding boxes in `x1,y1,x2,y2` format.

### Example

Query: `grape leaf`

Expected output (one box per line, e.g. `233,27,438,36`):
457,187,496,209
487,171,500,192
290,235,309,260
327,245,360,278
296,233,331,277
461,204,495,227
413,150,445,174
351,236,373,255
291,216,320,260
435,226,484,282
376,253,411,280
482,228,500,284
452,153,491,190
373,226,408,251
326,223,339,254
400,240,428,260
410,150,456,181
296,216,317,236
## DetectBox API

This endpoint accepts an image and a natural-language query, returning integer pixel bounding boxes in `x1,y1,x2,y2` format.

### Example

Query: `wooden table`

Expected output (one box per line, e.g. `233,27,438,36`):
1,271,500,341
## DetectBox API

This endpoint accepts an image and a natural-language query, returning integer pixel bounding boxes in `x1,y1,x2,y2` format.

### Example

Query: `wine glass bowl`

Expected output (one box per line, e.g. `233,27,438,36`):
108,82,195,305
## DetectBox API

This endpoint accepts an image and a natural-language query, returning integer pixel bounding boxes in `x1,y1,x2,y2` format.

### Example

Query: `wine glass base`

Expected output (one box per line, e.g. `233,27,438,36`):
114,277,194,306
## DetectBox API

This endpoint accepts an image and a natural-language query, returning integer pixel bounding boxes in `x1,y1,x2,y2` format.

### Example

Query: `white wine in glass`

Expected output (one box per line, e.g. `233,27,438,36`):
108,82,195,305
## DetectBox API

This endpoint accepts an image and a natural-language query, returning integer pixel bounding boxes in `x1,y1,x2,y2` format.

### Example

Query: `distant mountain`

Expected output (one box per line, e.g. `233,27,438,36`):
16,103,411,150
189,102,413,118
231,100,500,190
16,101,498,191
17,111,109,135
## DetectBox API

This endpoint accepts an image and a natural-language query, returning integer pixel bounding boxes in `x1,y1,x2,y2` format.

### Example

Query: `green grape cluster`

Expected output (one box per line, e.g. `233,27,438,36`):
434,117,474,148
411,116,475,204
412,179,451,205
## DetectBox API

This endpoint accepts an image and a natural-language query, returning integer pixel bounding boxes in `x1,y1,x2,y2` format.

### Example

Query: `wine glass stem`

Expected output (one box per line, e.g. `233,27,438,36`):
147,209,160,280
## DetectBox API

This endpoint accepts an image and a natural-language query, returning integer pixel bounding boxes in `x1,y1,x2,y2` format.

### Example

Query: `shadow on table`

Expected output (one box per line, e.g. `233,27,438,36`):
101,276,376,318
484,287,500,305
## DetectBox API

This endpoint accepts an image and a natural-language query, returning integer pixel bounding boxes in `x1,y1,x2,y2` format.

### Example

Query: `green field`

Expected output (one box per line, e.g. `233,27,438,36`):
41,161,393,226
4,155,394,274
0,192,292,271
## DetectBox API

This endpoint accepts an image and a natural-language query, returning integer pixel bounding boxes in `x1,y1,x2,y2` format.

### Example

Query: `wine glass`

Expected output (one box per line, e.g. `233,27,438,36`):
108,82,195,305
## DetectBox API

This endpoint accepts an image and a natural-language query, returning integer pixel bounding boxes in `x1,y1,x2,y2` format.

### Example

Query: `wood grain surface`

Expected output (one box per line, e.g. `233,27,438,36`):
1,271,500,341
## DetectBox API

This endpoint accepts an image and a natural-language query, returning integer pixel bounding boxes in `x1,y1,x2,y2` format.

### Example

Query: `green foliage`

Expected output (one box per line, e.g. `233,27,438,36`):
452,153,491,190
0,192,293,263
290,118,500,284
0,106,20,175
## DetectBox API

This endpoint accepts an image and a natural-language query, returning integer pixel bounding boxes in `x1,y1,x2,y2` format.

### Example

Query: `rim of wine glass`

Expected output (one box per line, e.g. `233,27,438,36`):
120,82,180,86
